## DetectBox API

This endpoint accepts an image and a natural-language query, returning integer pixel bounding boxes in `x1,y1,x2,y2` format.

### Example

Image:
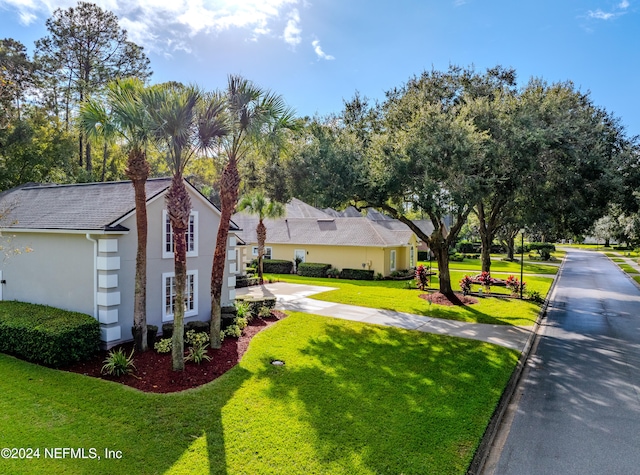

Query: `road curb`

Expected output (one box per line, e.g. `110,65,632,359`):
466,256,566,475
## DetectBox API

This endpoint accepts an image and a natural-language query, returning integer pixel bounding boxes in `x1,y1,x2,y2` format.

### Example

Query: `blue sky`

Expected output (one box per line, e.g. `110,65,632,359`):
1,0,639,136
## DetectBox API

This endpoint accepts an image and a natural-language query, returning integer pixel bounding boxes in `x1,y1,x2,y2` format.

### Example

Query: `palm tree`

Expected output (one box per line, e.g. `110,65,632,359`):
210,75,294,349
79,78,154,351
237,192,285,284
148,84,226,371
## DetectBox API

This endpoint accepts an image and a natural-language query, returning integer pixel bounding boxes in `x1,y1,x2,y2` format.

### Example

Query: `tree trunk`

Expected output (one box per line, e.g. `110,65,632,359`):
86,141,92,173
167,176,191,372
430,231,454,297
257,219,266,285
506,236,515,261
210,158,240,348
126,150,150,352
102,142,108,182
480,232,493,273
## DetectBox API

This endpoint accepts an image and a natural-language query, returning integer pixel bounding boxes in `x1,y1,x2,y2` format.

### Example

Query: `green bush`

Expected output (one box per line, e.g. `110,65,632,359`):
224,325,242,338
185,321,209,334
456,240,479,254
0,301,100,367
450,253,465,262
340,268,375,280
236,296,276,317
154,338,172,353
101,348,136,377
297,262,331,277
263,259,293,274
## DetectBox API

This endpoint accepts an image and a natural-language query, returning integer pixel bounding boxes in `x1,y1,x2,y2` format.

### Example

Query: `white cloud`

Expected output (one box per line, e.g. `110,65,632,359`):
312,39,334,60
586,1,631,21
588,9,615,20
0,0,302,52
454,0,466,6
283,8,301,46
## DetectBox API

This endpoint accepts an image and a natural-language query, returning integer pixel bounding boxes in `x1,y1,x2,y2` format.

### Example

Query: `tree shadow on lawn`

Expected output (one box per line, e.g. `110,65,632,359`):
252,321,519,475
0,351,251,475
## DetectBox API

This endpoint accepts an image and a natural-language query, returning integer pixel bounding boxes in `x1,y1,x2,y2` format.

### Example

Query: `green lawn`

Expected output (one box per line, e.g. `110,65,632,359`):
0,312,518,475
419,257,559,275
617,263,639,274
268,273,553,326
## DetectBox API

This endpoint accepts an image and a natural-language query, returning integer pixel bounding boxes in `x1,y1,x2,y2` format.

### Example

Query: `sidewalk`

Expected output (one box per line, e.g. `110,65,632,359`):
237,282,532,351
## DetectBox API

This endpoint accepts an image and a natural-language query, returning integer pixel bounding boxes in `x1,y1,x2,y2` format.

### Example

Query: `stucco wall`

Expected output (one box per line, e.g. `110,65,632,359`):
0,232,95,316
116,187,233,342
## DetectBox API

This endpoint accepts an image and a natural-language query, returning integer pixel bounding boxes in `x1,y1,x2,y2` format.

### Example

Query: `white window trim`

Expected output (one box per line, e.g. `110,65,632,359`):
390,250,397,272
252,246,272,259
410,247,415,268
162,210,198,259
162,270,198,322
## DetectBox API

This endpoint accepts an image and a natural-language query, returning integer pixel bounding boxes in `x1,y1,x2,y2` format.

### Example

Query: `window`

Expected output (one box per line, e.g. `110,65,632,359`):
162,270,198,322
410,247,415,268
163,210,198,258
390,250,397,272
251,246,272,259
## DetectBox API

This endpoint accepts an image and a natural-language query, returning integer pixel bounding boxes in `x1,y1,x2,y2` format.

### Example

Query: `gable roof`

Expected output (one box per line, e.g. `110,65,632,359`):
0,178,238,233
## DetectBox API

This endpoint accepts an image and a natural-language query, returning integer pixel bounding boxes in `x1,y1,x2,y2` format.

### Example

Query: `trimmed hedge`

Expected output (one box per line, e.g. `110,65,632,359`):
235,296,276,316
0,301,100,367
298,262,331,277
340,268,375,280
236,275,259,288
263,259,293,274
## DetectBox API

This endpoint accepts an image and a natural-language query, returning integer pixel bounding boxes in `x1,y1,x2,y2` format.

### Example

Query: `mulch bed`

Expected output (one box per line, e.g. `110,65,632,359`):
419,292,479,306
65,311,287,394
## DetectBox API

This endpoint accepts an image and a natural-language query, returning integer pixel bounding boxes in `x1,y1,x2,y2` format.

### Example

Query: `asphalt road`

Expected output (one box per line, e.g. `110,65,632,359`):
489,249,640,475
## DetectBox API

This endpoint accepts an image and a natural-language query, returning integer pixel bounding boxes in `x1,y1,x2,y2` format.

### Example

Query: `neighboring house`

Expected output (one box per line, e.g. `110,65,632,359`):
0,178,239,348
233,198,422,276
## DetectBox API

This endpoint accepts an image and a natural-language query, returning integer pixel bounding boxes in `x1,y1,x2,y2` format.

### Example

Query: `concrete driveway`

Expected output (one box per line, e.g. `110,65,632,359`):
237,282,533,350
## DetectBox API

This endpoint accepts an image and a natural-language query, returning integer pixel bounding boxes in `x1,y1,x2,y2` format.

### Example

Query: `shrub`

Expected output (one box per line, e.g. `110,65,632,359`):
263,259,293,274
236,275,259,288
374,272,384,281
450,253,465,262
184,343,211,364
527,290,544,303
456,240,478,254
417,250,431,261
234,317,248,330
340,268,375,280
101,348,135,377
185,330,209,347
154,338,172,353
236,296,276,317
505,275,526,296
415,265,429,291
0,301,100,367
459,275,473,295
258,306,272,319
162,323,173,339
478,271,492,290
326,267,341,278
224,325,242,338
185,321,209,334
298,262,331,277
234,300,251,321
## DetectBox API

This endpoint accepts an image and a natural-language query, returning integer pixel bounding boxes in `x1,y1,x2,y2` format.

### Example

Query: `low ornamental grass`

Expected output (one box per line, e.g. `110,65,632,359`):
0,312,518,475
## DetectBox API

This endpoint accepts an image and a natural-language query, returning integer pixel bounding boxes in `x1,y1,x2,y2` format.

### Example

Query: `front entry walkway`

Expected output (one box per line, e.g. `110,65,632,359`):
237,282,532,350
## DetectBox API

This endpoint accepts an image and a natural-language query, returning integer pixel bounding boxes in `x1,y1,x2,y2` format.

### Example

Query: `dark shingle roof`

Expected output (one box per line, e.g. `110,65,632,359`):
0,178,170,231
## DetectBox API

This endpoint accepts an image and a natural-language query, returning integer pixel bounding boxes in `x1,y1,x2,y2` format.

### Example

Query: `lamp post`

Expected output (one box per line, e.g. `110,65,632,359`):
520,229,525,299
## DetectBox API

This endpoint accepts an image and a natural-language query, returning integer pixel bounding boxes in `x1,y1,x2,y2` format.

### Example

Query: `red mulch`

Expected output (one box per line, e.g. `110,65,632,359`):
65,311,287,394
419,292,479,306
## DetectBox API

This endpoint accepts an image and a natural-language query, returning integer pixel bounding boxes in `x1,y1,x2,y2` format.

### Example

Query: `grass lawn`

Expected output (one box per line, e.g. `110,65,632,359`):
419,257,559,275
633,276,640,285
617,263,639,274
0,312,518,475
268,273,553,326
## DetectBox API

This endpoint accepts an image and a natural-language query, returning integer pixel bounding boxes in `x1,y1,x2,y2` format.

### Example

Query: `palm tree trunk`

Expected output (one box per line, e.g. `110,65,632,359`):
126,150,150,352
167,176,191,371
257,220,266,285
210,158,240,348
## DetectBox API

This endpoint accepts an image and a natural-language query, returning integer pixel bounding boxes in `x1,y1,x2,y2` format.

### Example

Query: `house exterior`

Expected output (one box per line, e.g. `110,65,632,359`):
233,198,422,276
0,178,239,348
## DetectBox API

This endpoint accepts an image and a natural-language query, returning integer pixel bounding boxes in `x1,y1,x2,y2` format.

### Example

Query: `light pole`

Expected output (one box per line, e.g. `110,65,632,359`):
520,229,525,299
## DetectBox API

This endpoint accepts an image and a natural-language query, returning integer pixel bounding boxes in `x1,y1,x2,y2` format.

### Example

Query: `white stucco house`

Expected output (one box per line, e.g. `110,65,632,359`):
0,178,240,348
